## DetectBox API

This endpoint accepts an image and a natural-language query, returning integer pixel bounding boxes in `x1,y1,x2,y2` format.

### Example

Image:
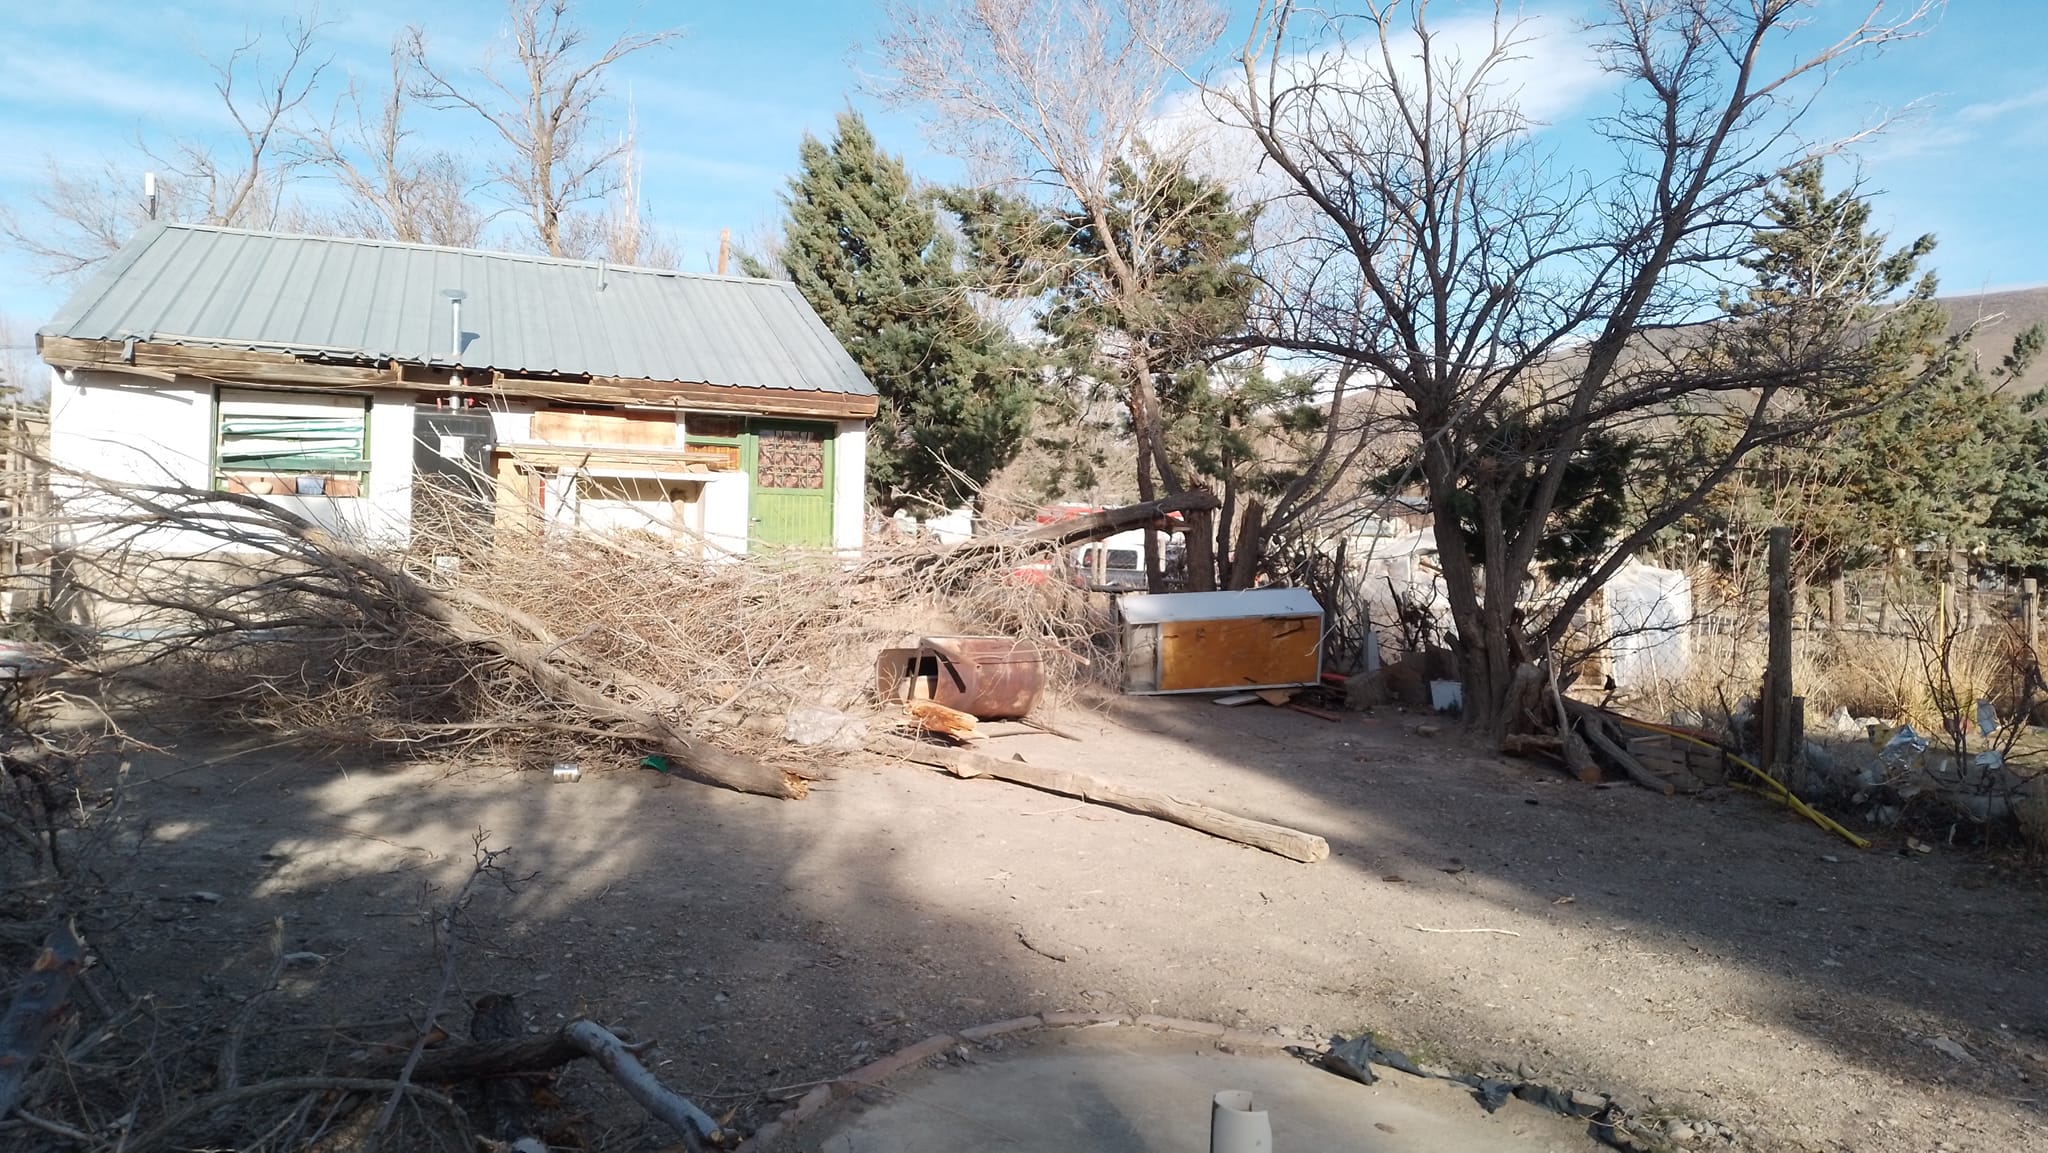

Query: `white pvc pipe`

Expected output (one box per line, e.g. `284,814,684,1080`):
1211,1089,1272,1153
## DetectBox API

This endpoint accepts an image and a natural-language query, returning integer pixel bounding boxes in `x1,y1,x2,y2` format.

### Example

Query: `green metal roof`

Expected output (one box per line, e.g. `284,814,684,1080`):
41,222,876,397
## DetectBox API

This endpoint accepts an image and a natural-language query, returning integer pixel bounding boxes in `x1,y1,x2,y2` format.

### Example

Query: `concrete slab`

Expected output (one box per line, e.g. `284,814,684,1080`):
799,1028,1602,1152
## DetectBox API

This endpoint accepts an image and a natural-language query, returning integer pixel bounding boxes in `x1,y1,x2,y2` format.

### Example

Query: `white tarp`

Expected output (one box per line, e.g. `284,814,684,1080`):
1606,563,1692,687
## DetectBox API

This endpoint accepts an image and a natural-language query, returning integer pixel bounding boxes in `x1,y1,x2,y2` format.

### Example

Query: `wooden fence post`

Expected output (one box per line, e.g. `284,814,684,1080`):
1760,527,1794,775
1829,575,1847,633
2025,577,2040,659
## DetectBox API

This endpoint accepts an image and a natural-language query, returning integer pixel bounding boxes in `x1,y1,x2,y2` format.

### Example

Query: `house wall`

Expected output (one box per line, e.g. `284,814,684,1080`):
699,472,750,556
833,419,867,554
49,371,870,561
49,369,411,551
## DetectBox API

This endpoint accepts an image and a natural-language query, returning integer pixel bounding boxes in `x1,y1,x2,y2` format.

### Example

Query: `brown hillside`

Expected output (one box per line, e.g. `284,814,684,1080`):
1942,286,2048,393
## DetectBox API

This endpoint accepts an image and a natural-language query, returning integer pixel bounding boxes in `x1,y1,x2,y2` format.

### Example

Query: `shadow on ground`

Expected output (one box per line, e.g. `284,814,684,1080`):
68,695,2048,1153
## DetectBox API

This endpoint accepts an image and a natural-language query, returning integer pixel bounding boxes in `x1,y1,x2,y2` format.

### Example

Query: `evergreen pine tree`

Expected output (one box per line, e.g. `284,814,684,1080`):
745,111,1036,513
1698,162,2001,577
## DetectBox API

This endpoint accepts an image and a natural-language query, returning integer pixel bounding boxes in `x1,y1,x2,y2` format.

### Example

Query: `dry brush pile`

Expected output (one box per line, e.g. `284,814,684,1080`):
42,477,1120,794
0,476,1140,1151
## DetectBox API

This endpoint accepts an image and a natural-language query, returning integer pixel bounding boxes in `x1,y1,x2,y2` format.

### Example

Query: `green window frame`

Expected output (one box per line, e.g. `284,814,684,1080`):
683,412,744,471
215,388,372,495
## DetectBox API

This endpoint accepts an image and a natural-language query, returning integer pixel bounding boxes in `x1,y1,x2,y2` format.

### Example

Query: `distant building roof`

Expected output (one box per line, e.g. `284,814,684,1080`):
40,222,876,398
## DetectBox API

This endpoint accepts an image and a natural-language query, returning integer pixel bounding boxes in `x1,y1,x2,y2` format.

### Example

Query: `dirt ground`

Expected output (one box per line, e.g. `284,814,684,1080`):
84,696,2047,1152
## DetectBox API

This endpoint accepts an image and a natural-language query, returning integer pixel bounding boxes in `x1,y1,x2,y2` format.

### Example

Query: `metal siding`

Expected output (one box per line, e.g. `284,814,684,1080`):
1119,587,1325,626
38,224,876,397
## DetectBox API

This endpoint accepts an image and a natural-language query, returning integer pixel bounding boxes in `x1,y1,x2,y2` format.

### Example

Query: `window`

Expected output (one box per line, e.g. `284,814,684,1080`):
755,426,828,489
684,413,743,471
216,389,370,497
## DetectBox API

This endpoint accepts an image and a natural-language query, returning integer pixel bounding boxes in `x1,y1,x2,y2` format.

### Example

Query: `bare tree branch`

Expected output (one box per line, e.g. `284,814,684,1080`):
295,41,487,247
1200,0,1939,731
407,0,680,257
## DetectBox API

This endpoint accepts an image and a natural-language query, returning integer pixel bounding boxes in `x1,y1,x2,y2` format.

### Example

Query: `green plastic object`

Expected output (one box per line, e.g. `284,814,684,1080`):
640,755,672,773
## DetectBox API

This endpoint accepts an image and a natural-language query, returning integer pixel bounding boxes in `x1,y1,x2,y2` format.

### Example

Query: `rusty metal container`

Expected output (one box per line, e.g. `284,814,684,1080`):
876,635,1043,719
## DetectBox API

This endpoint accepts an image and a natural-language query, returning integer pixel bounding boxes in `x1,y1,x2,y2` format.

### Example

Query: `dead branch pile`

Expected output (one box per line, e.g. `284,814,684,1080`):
40,476,1119,794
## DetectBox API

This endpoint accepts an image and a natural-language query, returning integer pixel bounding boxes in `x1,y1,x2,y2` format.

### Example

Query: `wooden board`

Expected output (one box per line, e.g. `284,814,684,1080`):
532,407,680,448
1157,615,1319,693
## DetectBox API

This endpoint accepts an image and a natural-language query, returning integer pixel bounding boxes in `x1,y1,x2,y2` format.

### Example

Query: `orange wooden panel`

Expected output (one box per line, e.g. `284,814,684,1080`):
1157,616,1319,692
532,407,680,447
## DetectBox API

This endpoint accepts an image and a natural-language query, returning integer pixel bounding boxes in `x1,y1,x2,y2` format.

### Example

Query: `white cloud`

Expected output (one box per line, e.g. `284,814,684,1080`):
1958,85,2048,123
1149,7,1613,194
0,47,226,127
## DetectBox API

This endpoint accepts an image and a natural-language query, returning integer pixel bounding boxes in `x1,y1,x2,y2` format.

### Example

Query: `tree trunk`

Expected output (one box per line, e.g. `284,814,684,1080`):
1214,477,1238,584
1422,441,1509,736
1183,506,1218,591
1136,451,1163,593
1227,499,1265,591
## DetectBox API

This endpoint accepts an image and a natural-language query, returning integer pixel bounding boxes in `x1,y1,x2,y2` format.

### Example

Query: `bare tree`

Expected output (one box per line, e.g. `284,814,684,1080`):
159,15,331,229
1204,0,1939,733
880,0,1237,590
598,107,679,268
407,0,680,258
1,14,329,277
0,313,47,402
296,43,487,247
0,161,155,279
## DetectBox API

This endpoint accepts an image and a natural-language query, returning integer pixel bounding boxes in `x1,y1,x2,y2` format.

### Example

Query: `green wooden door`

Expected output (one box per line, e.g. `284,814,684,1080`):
746,420,836,548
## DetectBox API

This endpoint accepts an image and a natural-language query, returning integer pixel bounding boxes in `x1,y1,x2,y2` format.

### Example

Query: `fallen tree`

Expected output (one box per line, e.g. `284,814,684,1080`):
38,474,1140,795
1005,491,1220,551
62,481,809,798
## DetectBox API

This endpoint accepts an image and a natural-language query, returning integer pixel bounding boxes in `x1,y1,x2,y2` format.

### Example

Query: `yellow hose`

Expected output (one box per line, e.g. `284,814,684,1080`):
1611,717,1872,850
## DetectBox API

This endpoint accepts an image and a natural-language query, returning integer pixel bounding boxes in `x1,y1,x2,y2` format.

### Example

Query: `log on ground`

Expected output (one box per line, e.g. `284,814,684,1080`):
342,1018,724,1150
1564,700,1703,795
868,734,1329,863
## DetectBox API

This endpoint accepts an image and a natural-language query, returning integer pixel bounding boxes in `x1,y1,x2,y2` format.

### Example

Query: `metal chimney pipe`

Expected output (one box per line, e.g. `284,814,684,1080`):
440,288,467,363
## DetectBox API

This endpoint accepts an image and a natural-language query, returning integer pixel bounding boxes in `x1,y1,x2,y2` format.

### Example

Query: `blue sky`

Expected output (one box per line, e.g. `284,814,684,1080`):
1,1,2043,358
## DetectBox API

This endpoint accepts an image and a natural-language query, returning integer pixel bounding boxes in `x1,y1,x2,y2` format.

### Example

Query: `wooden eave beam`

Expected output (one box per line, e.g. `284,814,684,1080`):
450,371,878,419
40,336,880,419
38,336,395,387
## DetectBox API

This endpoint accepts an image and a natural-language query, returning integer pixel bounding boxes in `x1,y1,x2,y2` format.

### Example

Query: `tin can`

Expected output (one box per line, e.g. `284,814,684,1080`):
550,763,582,783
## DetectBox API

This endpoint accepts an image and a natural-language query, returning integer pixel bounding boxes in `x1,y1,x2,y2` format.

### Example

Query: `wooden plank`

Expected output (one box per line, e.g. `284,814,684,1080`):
41,336,879,418
1581,713,1673,796
491,453,536,536
532,407,681,448
1158,616,1319,692
870,735,1329,863
39,336,395,386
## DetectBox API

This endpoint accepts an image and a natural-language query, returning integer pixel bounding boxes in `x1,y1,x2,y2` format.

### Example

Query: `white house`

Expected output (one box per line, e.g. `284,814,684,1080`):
37,223,876,557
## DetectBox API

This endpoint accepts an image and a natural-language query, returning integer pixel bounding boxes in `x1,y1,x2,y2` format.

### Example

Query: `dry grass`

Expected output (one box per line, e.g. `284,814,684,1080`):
1631,621,2030,736
1624,605,2048,852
